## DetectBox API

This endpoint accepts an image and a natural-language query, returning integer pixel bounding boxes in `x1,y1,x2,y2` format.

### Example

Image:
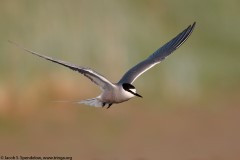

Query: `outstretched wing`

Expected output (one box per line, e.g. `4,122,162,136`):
118,22,196,84
10,41,114,90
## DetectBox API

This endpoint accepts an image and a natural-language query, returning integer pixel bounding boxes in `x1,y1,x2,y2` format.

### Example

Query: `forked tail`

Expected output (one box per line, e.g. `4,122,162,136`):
53,97,110,108
79,98,104,107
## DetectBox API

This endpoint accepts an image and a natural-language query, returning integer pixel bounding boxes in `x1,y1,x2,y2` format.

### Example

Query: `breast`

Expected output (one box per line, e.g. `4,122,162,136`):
100,87,134,103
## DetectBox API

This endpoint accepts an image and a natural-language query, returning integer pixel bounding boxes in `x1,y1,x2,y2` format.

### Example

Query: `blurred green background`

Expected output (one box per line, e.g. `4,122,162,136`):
0,0,240,159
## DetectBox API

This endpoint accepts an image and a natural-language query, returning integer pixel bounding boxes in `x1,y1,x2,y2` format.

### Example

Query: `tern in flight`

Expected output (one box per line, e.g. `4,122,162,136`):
10,22,196,108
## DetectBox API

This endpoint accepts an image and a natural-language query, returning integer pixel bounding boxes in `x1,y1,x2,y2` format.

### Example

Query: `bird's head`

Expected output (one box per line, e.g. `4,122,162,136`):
122,83,142,98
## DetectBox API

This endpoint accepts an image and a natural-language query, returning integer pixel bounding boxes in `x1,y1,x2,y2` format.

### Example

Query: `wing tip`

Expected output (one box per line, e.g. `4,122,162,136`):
190,21,196,32
8,40,37,56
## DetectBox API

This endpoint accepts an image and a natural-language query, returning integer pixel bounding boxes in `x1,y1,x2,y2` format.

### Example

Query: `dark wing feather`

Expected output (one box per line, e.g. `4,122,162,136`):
9,41,114,89
118,22,196,84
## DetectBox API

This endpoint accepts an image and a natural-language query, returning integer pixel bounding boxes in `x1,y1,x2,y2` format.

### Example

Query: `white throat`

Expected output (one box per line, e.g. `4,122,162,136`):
122,88,136,99
129,88,136,93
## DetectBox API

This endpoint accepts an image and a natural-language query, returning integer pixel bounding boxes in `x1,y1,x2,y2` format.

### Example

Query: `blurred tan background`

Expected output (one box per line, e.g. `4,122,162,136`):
0,0,240,159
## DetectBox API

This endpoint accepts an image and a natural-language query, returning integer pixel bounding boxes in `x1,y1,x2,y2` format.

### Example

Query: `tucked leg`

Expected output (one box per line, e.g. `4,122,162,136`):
102,102,106,107
107,103,113,109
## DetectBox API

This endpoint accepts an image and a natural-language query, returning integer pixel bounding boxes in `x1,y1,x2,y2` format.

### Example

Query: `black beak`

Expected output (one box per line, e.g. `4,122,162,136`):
134,93,143,98
128,89,143,98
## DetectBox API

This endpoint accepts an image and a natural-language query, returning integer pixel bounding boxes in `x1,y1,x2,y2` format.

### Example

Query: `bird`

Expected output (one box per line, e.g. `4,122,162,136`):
10,22,196,108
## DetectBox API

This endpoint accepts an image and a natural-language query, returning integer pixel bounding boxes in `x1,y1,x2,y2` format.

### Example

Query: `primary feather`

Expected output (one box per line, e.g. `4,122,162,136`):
9,41,114,90
118,22,196,84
